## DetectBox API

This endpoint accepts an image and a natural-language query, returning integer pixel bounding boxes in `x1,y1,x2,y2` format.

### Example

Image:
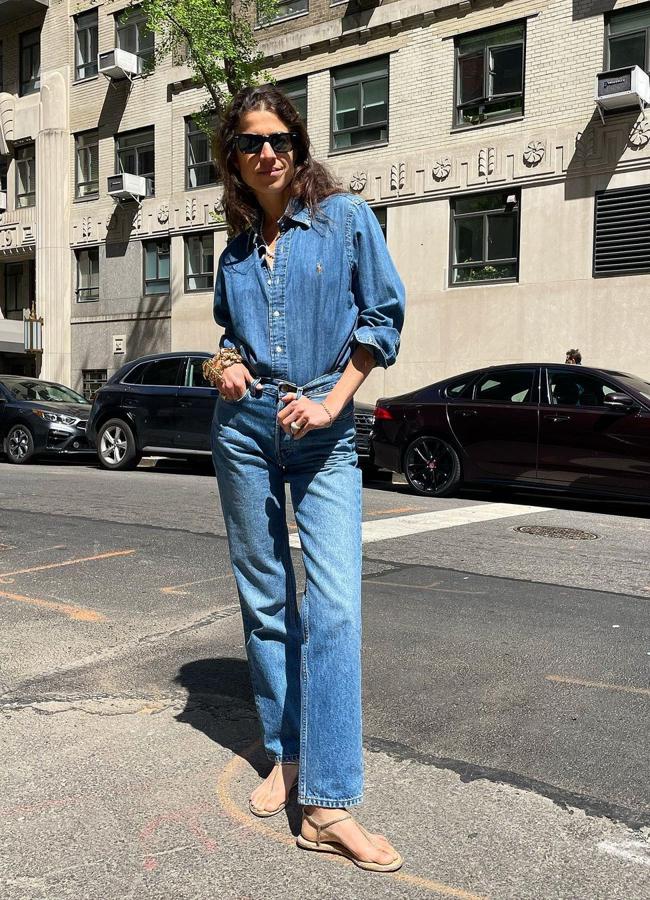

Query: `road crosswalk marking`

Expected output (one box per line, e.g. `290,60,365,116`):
289,502,551,547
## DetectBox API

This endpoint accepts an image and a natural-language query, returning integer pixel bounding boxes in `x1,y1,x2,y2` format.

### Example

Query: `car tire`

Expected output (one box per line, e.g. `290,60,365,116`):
97,418,140,471
359,459,393,482
403,436,462,497
5,424,36,464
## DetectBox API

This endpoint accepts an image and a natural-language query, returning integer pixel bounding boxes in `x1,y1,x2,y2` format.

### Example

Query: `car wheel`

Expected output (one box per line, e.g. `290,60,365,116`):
359,459,392,482
5,424,36,464
97,418,140,471
403,436,461,497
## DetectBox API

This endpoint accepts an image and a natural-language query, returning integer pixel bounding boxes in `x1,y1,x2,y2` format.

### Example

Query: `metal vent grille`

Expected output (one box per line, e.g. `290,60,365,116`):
594,185,650,276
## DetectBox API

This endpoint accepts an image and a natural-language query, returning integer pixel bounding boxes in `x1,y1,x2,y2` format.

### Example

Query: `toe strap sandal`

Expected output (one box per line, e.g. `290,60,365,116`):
296,812,403,873
248,763,297,818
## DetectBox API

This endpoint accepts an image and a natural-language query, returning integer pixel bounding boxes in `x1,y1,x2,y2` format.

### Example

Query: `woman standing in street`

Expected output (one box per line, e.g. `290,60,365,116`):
210,85,405,872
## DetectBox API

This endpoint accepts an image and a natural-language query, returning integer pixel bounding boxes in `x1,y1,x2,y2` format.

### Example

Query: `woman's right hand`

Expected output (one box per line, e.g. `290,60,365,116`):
218,363,256,401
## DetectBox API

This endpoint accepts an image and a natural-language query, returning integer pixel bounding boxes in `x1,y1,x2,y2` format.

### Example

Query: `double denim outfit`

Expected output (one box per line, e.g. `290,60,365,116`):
212,193,405,808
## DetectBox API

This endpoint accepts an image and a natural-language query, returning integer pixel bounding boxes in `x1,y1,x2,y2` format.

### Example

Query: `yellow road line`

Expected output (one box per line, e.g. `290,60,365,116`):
215,750,487,899
366,579,485,596
367,506,419,516
546,674,650,698
161,573,234,596
0,549,135,581
0,589,106,622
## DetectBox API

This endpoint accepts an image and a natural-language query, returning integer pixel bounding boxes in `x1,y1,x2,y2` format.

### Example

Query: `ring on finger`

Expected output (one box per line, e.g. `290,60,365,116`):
290,420,305,434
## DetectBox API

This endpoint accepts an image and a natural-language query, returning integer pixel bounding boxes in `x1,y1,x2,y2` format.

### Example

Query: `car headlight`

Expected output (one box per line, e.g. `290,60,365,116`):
32,410,78,426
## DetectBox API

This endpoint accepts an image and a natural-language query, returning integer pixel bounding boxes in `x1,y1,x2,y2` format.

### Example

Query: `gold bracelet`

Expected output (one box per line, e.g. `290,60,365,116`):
202,348,243,386
321,402,334,426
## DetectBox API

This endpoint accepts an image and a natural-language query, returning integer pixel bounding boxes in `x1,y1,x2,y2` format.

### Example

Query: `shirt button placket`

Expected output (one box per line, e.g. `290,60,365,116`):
271,232,289,378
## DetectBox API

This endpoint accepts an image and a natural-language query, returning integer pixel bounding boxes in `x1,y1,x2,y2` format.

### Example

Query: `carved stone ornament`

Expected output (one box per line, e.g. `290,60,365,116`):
186,197,198,223
523,141,545,167
390,162,406,191
349,172,367,193
432,158,451,181
131,208,142,233
628,119,650,149
574,130,595,162
157,203,169,224
478,147,496,177
81,217,92,240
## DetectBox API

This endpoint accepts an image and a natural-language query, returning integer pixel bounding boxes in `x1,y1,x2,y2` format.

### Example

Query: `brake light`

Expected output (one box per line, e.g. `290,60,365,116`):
374,405,395,420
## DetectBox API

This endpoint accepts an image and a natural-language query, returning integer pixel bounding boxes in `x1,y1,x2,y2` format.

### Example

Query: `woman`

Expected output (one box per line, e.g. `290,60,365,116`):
211,84,405,872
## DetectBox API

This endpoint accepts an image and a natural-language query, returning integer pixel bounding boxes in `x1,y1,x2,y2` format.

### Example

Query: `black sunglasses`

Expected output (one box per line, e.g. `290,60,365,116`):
234,132,297,154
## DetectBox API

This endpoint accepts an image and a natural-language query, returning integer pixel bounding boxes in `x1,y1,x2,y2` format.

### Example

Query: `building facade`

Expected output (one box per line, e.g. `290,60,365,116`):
0,0,649,404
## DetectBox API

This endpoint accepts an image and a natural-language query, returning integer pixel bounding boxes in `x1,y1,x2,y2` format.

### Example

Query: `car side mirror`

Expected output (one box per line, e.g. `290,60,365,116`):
603,393,637,412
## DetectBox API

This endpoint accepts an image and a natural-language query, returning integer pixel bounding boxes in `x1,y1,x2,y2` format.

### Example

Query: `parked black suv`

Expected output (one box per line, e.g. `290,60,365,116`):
87,351,384,472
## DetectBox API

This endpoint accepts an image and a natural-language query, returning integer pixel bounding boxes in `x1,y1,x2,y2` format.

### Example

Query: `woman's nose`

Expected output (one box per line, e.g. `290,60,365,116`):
260,140,276,160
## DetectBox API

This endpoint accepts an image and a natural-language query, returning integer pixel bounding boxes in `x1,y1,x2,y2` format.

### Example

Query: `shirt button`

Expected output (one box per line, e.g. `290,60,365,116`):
273,310,280,317
267,279,271,285
275,345,283,353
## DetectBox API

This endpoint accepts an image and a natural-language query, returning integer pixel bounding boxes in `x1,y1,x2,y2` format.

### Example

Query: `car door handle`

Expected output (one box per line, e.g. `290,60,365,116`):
544,414,571,423
453,409,477,417
179,401,192,408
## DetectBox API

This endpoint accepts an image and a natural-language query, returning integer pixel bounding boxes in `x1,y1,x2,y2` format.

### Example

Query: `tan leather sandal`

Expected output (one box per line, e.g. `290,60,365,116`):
296,811,403,873
248,762,298,818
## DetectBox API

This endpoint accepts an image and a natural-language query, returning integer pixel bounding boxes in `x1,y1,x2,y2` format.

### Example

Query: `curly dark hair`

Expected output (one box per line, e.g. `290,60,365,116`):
215,84,343,236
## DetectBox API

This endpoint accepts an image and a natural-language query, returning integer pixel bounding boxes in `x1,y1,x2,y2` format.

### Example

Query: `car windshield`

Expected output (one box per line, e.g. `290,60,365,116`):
613,375,650,403
2,378,87,404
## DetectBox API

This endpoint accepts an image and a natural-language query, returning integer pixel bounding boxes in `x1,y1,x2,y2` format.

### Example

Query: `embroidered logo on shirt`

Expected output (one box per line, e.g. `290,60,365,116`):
316,263,323,274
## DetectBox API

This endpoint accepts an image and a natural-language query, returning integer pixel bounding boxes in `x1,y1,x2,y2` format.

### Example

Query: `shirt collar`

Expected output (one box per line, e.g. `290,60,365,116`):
248,198,312,253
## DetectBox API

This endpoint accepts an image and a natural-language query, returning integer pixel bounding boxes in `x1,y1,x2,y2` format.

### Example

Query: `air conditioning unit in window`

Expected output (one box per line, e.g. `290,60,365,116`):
595,65,650,123
0,191,6,212
107,173,147,202
98,48,140,80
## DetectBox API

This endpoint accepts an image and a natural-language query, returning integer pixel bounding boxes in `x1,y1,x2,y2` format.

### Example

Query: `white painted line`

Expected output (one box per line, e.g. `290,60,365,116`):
289,502,551,548
597,839,650,868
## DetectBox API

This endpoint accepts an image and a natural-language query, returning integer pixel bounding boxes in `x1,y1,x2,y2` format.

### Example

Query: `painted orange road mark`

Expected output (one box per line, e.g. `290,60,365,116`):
367,506,419,516
161,573,234,596
0,589,106,622
366,579,485,596
215,749,487,899
0,548,136,582
546,674,650,698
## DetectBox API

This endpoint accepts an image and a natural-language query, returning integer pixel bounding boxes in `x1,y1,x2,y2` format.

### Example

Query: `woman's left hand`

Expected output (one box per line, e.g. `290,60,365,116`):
277,394,333,439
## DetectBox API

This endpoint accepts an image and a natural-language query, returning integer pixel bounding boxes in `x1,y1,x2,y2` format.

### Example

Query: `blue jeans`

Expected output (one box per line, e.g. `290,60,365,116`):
211,372,364,808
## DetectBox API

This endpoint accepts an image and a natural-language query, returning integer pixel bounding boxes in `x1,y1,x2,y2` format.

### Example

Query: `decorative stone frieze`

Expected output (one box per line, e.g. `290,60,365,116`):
390,162,406,192
523,141,545,167
157,203,170,224
0,93,15,154
628,119,650,149
432,158,451,181
350,172,367,193
478,147,496,178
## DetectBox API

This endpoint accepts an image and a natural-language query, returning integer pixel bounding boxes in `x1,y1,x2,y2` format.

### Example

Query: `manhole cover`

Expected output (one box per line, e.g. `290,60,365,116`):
514,525,599,540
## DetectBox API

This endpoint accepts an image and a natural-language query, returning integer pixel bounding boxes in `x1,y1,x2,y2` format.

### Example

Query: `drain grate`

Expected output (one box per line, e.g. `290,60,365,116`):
514,525,599,540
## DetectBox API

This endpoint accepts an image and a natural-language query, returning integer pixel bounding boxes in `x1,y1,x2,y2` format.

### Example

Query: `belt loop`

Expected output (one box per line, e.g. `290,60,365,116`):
296,385,303,400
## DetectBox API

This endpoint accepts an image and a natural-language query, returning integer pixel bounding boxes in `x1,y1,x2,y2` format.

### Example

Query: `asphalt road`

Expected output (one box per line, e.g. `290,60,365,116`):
1,458,649,900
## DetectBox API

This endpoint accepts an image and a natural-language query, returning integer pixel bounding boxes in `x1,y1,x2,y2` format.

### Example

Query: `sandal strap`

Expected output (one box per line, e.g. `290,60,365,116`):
303,812,352,844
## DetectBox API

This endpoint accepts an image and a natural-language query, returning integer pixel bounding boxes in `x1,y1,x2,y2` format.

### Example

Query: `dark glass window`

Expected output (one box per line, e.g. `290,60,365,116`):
474,369,535,404
0,157,7,193
372,206,387,239
82,369,107,400
20,28,41,96
75,247,99,302
186,117,218,189
186,357,212,388
125,357,182,386
455,23,524,127
143,239,170,295
15,143,36,208
4,262,26,315
547,370,621,408
279,76,307,122
451,191,519,285
332,57,389,150
116,6,154,67
259,0,308,25
75,131,99,198
75,9,98,80
607,4,650,71
0,41,4,93
116,128,155,196
184,233,214,292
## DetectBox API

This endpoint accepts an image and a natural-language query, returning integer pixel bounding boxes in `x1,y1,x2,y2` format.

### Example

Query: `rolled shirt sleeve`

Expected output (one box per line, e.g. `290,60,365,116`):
349,200,405,369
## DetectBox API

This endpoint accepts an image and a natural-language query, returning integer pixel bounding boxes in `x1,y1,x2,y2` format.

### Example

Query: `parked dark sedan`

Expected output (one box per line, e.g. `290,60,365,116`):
0,376,93,464
87,351,378,471
372,363,650,500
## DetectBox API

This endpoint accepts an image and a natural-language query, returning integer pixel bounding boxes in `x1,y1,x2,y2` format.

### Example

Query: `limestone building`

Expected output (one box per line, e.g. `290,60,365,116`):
1,0,649,404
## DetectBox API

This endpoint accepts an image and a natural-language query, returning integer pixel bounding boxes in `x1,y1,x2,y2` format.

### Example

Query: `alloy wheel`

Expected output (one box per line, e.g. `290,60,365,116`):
8,427,32,461
100,424,128,465
404,436,459,496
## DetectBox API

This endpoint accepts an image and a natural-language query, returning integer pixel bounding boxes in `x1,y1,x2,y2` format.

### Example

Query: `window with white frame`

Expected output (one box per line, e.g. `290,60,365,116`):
75,9,98,80
116,5,154,66
607,4,650,71
76,247,99,302
279,75,307,122
184,233,214,292
331,58,389,150
455,23,525,127
186,118,218,189
451,191,520,285
82,369,107,400
116,127,155,195
75,131,99,199
15,143,36,208
20,28,41,96
143,239,170,295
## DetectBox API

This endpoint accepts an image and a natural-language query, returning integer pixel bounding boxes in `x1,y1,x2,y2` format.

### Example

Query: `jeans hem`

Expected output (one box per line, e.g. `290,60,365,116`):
298,794,363,808
268,753,300,763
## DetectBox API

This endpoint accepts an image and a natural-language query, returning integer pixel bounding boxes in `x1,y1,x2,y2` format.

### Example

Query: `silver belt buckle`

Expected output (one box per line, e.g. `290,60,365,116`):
277,380,298,393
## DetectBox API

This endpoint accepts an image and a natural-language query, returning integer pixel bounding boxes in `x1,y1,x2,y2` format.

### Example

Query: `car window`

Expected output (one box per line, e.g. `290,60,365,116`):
1,378,87,403
186,357,212,388
474,369,536,404
445,377,472,399
547,370,622,408
125,358,182,387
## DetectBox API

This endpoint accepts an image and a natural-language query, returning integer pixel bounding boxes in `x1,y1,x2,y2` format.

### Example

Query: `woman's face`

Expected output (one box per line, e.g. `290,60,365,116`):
233,108,296,204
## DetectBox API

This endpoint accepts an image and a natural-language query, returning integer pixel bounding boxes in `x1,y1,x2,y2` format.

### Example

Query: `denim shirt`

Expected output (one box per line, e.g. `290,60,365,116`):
213,192,405,386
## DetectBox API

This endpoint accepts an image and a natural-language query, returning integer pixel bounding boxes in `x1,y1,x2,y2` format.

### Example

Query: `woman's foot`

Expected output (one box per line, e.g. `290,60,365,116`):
249,762,298,817
298,807,402,872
